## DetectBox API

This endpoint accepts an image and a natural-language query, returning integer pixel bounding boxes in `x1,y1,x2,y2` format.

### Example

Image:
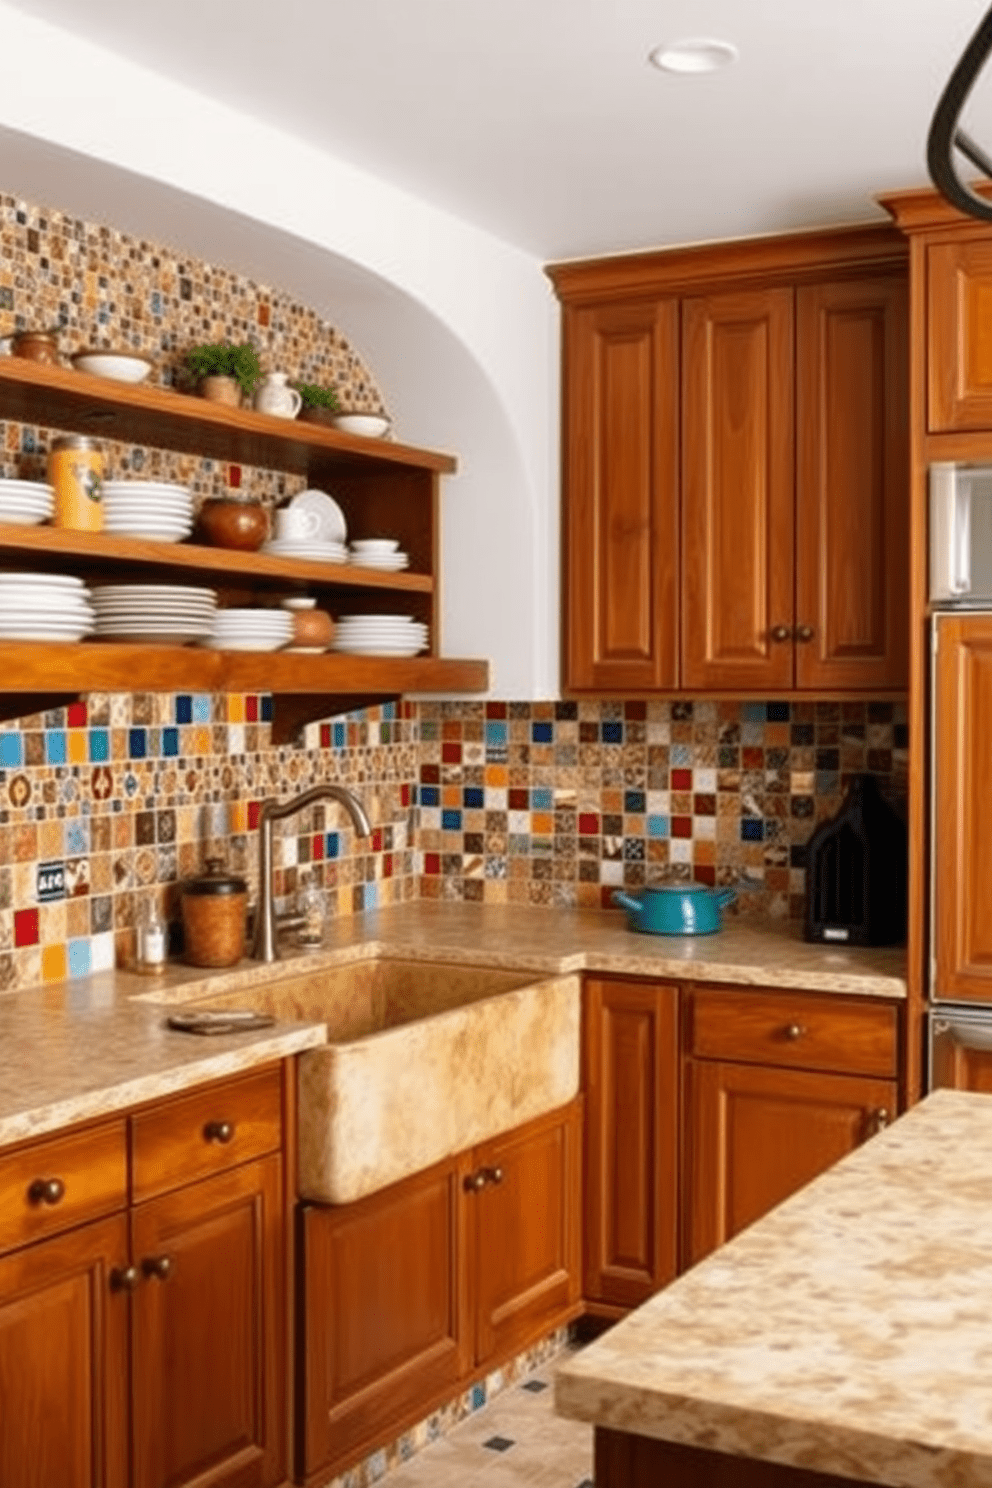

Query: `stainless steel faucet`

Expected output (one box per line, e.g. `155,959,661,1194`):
251,784,372,962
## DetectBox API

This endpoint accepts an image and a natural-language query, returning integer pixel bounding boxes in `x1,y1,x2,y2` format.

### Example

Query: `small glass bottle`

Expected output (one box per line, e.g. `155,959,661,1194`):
137,901,167,972
297,872,326,949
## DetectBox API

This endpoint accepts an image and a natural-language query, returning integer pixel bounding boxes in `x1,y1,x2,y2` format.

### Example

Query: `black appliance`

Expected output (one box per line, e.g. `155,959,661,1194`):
803,775,907,947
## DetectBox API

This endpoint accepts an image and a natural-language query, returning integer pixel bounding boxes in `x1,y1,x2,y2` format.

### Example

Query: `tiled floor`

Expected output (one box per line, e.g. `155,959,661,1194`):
382,1348,593,1488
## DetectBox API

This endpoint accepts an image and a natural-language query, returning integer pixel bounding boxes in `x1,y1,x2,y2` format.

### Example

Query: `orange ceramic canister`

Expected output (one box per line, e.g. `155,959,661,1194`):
48,435,104,531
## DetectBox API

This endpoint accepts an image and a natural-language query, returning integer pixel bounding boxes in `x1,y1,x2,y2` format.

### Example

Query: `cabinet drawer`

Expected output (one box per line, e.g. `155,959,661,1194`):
131,1065,283,1203
0,1119,127,1256
687,987,898,1078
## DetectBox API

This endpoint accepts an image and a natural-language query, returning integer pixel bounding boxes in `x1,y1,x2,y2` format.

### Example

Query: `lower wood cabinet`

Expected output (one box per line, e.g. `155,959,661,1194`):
583,978,679,1309
301,1099,582,1485
683,985,899,1268
0,1066,288,1488
0,1213,130,1488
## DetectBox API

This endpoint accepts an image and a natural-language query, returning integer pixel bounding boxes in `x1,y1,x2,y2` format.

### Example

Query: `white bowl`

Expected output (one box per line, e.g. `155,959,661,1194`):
71,350,153,384
350,539,400,554
331,413,391,439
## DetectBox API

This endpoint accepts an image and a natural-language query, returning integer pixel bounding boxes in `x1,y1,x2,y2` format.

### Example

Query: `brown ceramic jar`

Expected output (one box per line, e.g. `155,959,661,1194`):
197,497,269,551
12,330,61,364
180,858,249,967
282,597,335,651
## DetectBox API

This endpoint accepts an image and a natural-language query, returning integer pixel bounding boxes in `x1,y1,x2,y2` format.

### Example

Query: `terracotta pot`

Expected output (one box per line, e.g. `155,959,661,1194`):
282,597,335,651
12,330,61,365
298,405,338,428
198,374,241,407
197,498,269,551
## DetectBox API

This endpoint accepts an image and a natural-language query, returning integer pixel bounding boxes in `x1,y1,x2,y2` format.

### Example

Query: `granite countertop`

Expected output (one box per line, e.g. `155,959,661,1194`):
0,903,906,1152
556,1088,992,1488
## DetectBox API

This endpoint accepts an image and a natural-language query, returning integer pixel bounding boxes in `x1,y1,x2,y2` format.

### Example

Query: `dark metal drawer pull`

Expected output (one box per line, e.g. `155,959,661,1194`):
203,1120,235,1144
110,1265,139,1293
28,1177,66,1206
142,1254,174,1281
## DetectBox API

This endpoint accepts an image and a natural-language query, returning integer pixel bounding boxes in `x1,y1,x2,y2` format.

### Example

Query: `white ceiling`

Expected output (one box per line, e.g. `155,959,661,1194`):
6,0,992,260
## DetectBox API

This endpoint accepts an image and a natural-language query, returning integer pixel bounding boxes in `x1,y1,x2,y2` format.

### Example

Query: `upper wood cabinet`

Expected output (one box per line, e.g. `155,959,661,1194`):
562,296,679,690
927,238,992,431
682,286,796,690
550,227,910,696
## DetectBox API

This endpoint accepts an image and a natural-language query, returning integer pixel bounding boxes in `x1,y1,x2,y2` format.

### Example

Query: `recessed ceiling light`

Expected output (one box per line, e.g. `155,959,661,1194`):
648,38,739,74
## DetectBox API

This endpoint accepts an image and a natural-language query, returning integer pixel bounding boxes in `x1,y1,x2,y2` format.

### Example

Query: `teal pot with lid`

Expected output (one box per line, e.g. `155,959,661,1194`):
612,883,736,936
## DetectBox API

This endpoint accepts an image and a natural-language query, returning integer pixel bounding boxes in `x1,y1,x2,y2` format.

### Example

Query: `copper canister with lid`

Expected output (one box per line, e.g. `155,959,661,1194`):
180,858,249,968
48,434,104,531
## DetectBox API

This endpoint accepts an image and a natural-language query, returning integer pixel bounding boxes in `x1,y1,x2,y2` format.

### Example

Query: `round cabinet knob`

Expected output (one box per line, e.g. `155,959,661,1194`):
770,625,792,643
489,1167,504,1186
464,1171,487,1192
203,1120,235,1145
872,1107,891,1134
785,1023,807,1040
110,1265,140,1293
142,1254,174,1282
28,1177,66,1206
796,624,815,643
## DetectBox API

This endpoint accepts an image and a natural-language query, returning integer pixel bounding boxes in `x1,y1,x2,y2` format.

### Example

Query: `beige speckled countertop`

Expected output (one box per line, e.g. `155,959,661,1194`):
0,903,905,1152
556,1088,992,1488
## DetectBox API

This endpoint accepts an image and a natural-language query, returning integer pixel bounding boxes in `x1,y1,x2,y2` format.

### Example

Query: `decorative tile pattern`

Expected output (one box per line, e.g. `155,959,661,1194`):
413,698,908,919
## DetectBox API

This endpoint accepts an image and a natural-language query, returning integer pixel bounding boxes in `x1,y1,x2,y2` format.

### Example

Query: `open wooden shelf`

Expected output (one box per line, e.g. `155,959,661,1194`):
0,357,456,479
0,644,489,744
0,356,490,733
0,523,434,595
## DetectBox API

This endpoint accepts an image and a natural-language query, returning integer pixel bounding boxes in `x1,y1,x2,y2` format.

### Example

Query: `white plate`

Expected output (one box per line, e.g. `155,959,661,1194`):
93,628,209,645
199,636,288,652
349,556,410,570
102,529,192,543
288,489,347,545
93,585,217,600
102,481,190,497
0,626,91,641
0,480,55,497
0,593,93,611
331,641,425,656
0,572,86,587
0,511,51,527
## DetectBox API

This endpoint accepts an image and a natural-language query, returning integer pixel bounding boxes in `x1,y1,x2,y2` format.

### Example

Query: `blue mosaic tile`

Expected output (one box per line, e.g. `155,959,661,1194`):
420,787,440,807
88,729,109,763
602,721,623,744
531,787,553,810
325,832,340,859
441,809,463,831
260,695,273,722
175,695,193,724
741,819,765,841
128,729,147,760
162,727,180,757
333,722,346,748
532,721,553,743
624,790,646,813
486,721,508,747
463,787,484,809
647,815,670,838
45,731,66,765
67,938,91,979
0,731,22,767
191,694,211,724
742,701,767,722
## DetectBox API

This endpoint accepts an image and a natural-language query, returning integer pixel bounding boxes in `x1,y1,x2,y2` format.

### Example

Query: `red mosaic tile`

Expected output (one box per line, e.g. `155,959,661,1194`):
742,747,764,769
67,701,87,728
508,788,529,810
486,702,508,718
14,908,38,947
384,853,394,878
372,828,384,853
424,853,440,875
442,742,463,764
401,783,411,807
671,769,692,791
312,834,324,860
228,464,242,488
578,813,600,835
694,865,716,886
672,816,692,838
247,801,261,831
246,696,259,723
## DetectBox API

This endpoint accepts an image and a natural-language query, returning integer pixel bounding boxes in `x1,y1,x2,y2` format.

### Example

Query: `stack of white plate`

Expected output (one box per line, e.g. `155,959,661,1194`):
332,614,428,657
201,608,294,652
90,584,217,644
0,479,54,527
102,480,193,542
261,538,348,564
349,539,410,571
0,572,94,641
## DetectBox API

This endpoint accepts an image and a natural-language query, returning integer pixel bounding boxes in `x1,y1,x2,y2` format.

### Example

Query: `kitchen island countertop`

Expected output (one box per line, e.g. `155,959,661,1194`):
0,902,906,1150
556,1087,992,1488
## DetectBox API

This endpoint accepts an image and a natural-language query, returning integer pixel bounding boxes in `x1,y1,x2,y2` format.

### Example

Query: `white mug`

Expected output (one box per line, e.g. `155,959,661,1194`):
275,507,315,541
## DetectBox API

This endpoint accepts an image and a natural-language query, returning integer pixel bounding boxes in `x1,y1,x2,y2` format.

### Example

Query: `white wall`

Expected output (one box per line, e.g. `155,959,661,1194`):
0,3,560,696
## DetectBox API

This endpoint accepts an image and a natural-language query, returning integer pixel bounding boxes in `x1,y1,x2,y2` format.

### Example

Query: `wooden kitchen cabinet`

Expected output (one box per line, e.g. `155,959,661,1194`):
582,977,679,1310
927,237,992,431
131,1155,286,1488
301,1098,582,1485
682,285,796,690
0,1214,130,1488
0,1063,290,1488
561,296,680,691
550,227,909,696
683,985,899,1267
931,615,992,1004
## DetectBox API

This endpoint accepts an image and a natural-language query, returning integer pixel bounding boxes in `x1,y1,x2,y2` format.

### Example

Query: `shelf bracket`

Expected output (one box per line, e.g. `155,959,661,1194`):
0,693,81,730
270,692,401,747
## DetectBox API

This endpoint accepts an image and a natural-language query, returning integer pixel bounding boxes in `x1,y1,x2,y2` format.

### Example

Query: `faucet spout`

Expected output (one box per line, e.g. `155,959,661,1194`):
252,784,372,962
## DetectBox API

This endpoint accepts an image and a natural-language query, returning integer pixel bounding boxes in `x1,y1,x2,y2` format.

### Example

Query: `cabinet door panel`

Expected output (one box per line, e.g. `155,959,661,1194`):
795,276,908,690
685,1061,895,1267
682,287,795,690
564,298,679,690
0,1215,129,1488
302,1155,466,1480
928,238,992,431
584,979,678,1307
130,1155,285,1488
472,1100,581,1367
933,616,992,1002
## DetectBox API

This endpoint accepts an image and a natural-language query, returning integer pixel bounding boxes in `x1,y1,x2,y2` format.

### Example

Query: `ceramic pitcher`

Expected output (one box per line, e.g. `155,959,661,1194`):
253,372,302,419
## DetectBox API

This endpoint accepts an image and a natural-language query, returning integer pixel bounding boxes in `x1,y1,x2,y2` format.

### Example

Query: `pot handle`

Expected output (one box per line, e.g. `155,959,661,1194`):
611,891,642,914
716,888,737,909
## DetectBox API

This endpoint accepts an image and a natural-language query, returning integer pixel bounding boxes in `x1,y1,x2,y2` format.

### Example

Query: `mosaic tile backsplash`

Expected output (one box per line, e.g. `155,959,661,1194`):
0,694,907,992
0,188,385,510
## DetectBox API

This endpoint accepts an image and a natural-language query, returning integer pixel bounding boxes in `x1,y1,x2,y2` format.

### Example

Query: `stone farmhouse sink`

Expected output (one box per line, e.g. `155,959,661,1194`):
188,957,581,1204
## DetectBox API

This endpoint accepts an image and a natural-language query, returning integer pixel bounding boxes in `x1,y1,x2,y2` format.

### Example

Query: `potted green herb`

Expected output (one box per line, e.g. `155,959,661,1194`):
184,342,261,406
291,380,341,428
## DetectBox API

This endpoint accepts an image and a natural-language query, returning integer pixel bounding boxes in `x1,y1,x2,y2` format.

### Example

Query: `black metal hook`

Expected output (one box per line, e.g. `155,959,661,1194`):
929,3,992,220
